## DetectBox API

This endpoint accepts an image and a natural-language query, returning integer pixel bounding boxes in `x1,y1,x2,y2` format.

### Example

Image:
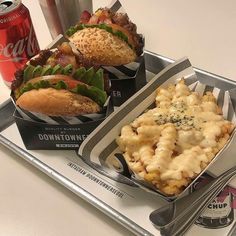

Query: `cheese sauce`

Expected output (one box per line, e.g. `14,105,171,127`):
117,79,234,194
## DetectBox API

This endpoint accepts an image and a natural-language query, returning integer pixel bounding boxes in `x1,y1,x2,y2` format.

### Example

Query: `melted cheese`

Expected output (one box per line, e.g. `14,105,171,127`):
117,79,234,193
161,146,208,180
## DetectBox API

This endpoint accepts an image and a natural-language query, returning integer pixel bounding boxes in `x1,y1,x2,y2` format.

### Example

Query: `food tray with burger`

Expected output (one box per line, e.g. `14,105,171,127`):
9,0,146,150
1,53,236,236
10,34,113,150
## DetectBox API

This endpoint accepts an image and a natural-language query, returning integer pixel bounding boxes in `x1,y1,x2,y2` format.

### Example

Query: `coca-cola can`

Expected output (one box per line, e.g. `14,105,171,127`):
0,0,40,87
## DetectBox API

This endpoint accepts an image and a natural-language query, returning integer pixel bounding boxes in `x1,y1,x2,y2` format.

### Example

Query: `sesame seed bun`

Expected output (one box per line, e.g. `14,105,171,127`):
16,88,100,116
69,27,137,66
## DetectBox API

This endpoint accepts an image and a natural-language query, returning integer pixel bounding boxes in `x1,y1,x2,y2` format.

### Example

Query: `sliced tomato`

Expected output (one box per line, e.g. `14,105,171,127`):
66,79,81,89
26,75,84,90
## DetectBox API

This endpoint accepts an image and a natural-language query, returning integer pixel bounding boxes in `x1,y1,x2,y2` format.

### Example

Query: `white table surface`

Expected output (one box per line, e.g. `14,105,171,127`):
1,0,236,235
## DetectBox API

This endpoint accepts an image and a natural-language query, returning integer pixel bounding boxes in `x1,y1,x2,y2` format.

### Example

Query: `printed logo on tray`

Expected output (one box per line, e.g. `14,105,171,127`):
67,162,125,199
193,174,235,229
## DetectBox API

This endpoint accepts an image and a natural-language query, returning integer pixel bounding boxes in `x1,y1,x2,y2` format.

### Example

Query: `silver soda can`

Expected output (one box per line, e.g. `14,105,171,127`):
38,0,93,39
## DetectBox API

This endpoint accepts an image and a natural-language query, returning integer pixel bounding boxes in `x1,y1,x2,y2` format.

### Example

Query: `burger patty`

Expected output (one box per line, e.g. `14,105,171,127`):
30,49,53,66
12,69,24,91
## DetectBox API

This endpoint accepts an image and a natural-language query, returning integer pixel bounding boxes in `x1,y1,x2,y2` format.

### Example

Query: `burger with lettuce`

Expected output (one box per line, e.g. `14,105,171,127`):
11,42,108,116
66,8,144,66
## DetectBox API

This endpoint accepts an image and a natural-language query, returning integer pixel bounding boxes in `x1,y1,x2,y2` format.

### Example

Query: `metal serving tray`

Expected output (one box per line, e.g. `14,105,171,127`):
1,51,236,236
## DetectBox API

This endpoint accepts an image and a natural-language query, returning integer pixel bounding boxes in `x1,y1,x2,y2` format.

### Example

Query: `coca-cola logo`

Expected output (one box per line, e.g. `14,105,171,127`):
0,25,39,62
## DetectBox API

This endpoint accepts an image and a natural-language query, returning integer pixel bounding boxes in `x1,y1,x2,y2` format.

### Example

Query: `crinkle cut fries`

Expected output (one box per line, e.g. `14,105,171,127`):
117,79,235,195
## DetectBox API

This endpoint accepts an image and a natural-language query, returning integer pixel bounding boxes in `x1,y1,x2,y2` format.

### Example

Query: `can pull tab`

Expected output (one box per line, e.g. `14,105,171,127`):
0,1,13,9
0,0,21,15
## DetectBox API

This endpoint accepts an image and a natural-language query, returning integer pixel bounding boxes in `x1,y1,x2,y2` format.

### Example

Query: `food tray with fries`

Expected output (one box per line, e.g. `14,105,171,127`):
1,52,236,236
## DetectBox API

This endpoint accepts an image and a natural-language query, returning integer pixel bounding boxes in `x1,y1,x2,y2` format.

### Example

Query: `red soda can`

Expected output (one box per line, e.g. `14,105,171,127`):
0,0,40,87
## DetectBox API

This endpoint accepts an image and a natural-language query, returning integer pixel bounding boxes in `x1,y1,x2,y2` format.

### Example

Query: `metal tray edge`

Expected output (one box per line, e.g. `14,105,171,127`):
0,134,153,236
1,51,236,236
144,50,236,87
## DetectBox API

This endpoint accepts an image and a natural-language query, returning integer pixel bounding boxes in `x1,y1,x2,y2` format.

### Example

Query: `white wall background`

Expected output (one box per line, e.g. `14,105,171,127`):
2,0,234,101
23,0,236,79
93,0,236,80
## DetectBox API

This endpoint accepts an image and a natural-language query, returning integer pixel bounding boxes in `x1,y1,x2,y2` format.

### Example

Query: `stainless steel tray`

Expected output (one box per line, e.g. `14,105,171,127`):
1,51,236,236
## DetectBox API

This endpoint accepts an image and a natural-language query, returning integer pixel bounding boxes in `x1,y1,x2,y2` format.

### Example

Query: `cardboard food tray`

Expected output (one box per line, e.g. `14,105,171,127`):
11,33,146,150
11,34,114,150
78,56,236,201
1,52,236,236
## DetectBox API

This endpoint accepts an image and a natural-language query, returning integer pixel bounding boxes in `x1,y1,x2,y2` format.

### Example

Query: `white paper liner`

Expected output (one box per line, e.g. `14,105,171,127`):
77,57,236,200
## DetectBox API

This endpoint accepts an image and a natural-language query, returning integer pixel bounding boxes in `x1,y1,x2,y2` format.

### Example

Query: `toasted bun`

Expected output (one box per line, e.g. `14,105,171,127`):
69,27,136,66
16,88,100,116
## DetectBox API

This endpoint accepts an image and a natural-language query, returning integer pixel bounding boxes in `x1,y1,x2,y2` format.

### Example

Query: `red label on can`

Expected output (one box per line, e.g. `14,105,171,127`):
0,2,40,87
